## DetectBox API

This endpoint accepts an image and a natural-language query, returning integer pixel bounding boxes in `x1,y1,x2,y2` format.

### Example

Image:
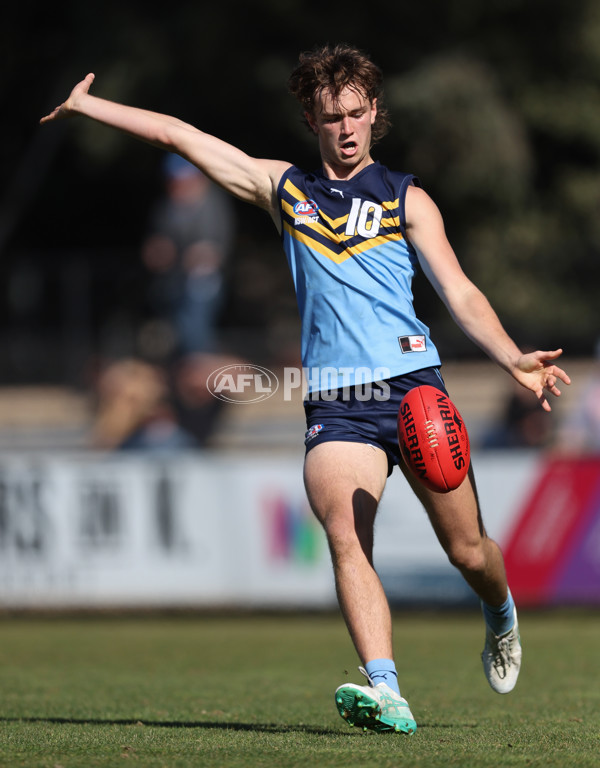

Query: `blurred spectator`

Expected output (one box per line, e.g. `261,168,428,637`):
141,153,236,358
91,358,196,452
90,353,247,452
171,351,243,446
90,155,241,453
482,383,555,450
482,349,557,450
556,343,600,454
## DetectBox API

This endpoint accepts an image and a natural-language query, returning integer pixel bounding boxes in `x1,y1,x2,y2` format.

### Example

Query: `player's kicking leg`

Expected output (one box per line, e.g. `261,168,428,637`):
304,440,417,734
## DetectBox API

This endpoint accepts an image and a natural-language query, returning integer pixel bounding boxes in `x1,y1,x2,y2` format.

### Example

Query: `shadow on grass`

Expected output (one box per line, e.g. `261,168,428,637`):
0,716,478,734
0,716,345,736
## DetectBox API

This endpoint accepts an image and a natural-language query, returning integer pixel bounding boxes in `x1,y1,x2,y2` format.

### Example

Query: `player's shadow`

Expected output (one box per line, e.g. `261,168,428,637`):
0,716,474,732
0,716,345,736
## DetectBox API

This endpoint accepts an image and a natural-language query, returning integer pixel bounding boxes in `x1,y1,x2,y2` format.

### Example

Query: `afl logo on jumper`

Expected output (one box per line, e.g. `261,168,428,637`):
294,199,320,225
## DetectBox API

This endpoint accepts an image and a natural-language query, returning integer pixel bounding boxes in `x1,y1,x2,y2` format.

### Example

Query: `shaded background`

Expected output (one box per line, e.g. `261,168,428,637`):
2,0,599,391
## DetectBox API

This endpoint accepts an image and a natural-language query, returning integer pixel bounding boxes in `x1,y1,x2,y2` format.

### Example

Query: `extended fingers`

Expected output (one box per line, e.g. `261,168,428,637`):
548,364,571,386
40,106,63,124
541,348,564,362
543,363,571,393
40,74,95,125
535,385,552,412
539,396,551,413
518,350,571,411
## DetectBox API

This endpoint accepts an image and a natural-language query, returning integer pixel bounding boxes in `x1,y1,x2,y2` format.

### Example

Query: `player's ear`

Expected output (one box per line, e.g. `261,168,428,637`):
305,111,319,135
370,98,377,125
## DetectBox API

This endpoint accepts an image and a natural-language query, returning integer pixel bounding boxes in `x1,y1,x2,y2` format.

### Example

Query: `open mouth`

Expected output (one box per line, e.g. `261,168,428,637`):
340,141,357,156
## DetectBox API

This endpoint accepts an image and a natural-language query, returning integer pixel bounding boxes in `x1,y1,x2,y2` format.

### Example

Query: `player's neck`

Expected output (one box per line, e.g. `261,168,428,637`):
321,155,374,182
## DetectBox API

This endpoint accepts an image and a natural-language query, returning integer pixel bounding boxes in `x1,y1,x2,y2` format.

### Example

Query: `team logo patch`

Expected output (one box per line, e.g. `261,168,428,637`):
305,424,324,442
293,199,319,216
293,199,320,226
399,335,427,353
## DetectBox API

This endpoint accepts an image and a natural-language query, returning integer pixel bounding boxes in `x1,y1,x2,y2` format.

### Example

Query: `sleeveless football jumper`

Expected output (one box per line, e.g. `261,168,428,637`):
277,162,441,394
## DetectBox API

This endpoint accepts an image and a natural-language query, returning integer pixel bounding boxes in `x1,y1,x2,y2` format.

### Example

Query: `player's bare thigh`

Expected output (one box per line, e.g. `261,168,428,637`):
303,441,388,535
398,460,487,553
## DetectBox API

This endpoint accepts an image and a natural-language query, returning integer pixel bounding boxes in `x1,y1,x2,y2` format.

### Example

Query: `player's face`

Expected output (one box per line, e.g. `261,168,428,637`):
307,86,377,179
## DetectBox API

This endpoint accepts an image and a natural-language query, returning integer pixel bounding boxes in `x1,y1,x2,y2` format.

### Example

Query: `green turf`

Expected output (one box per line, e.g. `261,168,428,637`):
0,611,598,767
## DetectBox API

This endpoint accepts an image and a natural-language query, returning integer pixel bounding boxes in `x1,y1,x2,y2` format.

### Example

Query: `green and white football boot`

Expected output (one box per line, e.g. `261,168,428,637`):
335,667,416,735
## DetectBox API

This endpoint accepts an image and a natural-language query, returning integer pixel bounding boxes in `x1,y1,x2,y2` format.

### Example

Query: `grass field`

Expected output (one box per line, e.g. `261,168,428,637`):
0,610,598,767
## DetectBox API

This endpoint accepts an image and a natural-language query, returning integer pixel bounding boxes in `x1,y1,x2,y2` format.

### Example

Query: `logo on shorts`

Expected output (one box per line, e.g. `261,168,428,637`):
305,424,324,442
399,335,427,353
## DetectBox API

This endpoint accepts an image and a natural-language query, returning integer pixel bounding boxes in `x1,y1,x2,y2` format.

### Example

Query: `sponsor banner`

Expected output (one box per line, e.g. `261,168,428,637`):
218,457,333,606
0,455,232,606
0,452,598,608
0,454,333,608
502,455,600,606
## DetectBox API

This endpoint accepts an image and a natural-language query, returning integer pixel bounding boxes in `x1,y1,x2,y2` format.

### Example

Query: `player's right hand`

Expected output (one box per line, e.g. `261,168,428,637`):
513,348,571,412
40,73,96,124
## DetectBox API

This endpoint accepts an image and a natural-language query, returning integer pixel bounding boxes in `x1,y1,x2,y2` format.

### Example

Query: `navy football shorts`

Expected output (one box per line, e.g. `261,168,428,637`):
303,366,448,476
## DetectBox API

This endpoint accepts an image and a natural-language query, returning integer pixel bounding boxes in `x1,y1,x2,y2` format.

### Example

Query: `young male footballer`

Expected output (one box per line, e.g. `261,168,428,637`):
41,44,570,734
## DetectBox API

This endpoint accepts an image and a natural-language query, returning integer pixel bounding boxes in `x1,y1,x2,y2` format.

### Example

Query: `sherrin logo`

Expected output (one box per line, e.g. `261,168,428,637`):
207,364,279,404
293,199,319,216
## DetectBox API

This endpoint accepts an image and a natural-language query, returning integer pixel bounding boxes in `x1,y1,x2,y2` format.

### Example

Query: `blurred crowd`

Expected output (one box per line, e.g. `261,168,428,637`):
553,350,600,455
91,154,243,452
483,345,600,455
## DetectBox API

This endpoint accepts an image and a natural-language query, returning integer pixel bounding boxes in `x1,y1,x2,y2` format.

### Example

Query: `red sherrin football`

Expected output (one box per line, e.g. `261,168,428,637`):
397,385,470,493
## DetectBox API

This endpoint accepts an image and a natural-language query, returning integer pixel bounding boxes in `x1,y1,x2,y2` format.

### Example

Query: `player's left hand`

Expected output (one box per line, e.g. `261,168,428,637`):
513,348,571,411
40,73,96,124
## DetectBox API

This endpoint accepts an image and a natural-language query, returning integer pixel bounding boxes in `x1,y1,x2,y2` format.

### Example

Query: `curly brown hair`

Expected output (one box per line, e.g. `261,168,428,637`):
288,43,391,144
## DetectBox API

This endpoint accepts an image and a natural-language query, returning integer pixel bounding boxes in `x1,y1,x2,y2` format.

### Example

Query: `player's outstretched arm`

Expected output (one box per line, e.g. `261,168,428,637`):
40,74,290,221
405,185,571,411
